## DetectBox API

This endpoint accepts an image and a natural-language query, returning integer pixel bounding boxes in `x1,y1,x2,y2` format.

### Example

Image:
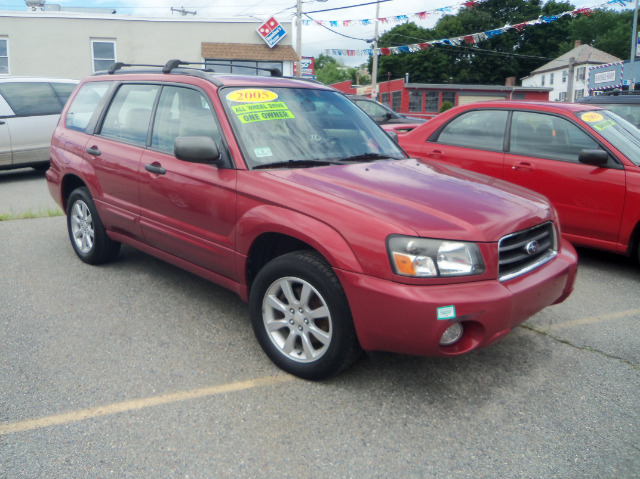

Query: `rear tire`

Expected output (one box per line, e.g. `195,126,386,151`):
250,251,360,380
67,187,120,265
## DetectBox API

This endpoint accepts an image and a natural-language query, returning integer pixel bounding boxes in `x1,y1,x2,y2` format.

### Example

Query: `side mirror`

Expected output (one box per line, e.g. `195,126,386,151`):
386,130,399,143
578,149,608,167
174,136,221,165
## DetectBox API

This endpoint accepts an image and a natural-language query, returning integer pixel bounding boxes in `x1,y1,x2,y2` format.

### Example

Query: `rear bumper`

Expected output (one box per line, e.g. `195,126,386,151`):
337,239,577,357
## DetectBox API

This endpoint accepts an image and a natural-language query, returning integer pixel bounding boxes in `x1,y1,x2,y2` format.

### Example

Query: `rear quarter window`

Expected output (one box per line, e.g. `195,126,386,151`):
65,82,111,132
0,82,63,116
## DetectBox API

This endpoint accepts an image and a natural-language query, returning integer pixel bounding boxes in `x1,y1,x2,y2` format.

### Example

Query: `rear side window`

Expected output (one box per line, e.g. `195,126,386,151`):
0,82,63,116
51,83,77,106
100,84,160,146
65,82,111,132
437,109,508,151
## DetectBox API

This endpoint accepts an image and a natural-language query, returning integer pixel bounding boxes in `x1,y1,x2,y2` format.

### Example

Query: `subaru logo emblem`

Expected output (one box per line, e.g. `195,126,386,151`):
525,240,540,255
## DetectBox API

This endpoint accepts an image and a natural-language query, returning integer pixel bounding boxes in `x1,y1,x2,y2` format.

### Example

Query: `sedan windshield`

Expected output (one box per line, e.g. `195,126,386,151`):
577,109,640,166
220,86,406,169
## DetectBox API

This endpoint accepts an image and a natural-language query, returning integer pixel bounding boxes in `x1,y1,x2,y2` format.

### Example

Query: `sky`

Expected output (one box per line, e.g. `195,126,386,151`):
0,0,625,66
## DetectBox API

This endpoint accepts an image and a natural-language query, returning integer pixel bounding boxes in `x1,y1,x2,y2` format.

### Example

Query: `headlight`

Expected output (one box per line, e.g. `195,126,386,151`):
387,235,485,278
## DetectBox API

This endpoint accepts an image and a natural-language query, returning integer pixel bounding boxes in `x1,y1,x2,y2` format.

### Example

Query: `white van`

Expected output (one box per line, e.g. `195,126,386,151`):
0,77,78,171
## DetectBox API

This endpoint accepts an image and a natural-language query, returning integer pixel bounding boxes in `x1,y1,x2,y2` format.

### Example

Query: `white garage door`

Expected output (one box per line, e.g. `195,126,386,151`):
457,94,507,106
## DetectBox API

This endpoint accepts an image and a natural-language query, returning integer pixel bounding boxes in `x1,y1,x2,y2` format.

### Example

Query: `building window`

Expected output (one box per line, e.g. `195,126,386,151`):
550,73,554,85
576,67,586,81
408,91,423,112
574,89,584,100
425,91,439,112
442,91,456,108
92,40,116,73
0,38,8,74
205,59,283,76
541,74,545,86
380,93,389,106
562,70,567,83
390,91,402,111
559,92,567,101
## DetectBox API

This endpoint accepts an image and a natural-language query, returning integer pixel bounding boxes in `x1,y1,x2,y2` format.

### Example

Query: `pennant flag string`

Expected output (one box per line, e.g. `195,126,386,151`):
303,0,629,28
323,0,630,58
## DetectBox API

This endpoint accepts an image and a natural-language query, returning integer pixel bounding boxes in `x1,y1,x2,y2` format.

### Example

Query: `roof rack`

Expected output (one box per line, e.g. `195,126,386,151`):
105,59,283,78
107,62,164,74
163,59,283,77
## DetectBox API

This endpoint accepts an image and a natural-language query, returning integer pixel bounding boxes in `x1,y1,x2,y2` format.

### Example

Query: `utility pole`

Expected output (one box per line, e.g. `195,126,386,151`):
370,0,380,100
630,0,639,88
296,0,302,78
566,57,576,102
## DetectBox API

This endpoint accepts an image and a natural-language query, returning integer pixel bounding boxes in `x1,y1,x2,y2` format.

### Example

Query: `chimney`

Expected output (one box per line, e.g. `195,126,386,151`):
505,76,516,87
574,40,581,49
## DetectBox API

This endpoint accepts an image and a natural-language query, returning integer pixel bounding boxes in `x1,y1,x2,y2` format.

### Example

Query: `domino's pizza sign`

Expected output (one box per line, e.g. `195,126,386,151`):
257,17,287,48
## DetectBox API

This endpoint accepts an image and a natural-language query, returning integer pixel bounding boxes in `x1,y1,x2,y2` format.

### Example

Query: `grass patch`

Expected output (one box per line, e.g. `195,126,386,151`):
0,208,64,221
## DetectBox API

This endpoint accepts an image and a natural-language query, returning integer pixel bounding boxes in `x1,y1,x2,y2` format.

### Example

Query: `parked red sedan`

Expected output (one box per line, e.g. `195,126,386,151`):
399,101,640,262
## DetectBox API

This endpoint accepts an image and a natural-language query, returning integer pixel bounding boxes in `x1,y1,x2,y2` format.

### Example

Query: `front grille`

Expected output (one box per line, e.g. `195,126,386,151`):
498,222,557,281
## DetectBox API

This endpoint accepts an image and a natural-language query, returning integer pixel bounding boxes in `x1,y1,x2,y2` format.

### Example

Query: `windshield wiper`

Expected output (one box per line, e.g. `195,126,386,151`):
337,153,398,162
253,159,341,170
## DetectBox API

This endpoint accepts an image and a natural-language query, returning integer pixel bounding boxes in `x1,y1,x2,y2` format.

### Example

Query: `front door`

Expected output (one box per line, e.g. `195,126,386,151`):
137,85,238,280
504,110,626,249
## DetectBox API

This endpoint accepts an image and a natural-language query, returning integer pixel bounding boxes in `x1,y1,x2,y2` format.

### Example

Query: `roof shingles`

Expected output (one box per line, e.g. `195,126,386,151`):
201,42,298,61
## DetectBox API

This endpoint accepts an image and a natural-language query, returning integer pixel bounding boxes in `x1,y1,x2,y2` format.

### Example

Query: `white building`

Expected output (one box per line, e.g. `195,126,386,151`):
521,41,621,102
0,9,298,80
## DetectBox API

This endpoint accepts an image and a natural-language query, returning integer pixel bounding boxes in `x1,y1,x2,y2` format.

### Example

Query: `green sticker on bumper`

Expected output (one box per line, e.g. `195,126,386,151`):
437,305,456,320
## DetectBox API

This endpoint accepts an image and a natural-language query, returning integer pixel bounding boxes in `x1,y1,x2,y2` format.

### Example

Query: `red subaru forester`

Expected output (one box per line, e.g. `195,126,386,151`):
47,61,577,379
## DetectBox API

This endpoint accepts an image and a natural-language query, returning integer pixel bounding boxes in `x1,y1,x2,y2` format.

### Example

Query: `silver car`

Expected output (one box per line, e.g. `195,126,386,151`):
0,77,78,171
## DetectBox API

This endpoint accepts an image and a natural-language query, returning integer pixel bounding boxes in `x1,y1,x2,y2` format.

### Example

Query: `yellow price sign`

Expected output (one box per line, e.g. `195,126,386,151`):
226,89,278,103
581,112,604,123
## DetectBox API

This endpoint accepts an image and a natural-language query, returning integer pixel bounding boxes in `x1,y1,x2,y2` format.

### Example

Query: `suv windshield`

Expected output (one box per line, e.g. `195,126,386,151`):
578,109,640,166
221,87,406,169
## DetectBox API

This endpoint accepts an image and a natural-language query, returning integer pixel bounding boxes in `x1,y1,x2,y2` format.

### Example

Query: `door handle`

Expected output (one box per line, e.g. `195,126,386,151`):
86,146,101,156
145,163,166,175
428,149,442,159
0,120,5,125
512,161,533,171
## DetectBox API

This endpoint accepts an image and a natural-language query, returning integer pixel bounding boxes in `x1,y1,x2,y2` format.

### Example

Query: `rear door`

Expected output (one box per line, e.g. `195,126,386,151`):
0,93,12,167
420,108,508,179
504,110,626,248
89,82,161,240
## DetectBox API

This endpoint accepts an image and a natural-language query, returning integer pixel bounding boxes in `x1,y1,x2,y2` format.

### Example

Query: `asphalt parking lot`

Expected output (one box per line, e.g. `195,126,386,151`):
1,168,639,478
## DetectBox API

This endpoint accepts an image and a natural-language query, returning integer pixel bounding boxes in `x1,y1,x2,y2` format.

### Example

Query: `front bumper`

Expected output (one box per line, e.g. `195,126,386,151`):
337,239,577,357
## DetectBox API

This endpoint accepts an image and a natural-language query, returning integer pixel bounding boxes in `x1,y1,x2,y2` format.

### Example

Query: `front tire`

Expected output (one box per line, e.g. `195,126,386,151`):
250,251,360,380
67,187,120,265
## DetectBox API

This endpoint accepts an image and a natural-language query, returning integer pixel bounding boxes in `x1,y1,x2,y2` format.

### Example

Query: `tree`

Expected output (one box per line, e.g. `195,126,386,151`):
315,53,351,84
371,0,631,85
559,9,634,60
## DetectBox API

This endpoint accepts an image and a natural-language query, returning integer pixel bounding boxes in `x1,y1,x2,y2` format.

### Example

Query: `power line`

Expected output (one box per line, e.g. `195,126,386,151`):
303,13,371,42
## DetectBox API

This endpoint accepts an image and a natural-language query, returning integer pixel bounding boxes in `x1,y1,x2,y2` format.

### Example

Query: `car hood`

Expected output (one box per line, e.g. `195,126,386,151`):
265,159,554,242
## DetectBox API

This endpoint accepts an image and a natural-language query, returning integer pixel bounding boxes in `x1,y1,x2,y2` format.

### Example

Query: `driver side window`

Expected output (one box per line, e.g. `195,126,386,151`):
151,86,223,155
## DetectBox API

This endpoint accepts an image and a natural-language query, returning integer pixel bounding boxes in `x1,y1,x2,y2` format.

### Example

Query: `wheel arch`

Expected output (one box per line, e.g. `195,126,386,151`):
627,219,640,263
60,174,89,213
239,205,363,296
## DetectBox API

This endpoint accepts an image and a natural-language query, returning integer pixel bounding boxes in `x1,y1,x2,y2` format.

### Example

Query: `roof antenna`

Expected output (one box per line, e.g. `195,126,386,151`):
171,6,196,16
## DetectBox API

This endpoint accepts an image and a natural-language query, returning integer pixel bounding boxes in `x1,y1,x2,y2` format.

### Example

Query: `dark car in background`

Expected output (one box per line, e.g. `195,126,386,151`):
577,90,640,128
347,94,425,134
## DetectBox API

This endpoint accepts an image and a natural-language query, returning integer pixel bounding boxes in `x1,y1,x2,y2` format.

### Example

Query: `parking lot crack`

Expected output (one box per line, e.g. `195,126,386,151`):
520,324,640,371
